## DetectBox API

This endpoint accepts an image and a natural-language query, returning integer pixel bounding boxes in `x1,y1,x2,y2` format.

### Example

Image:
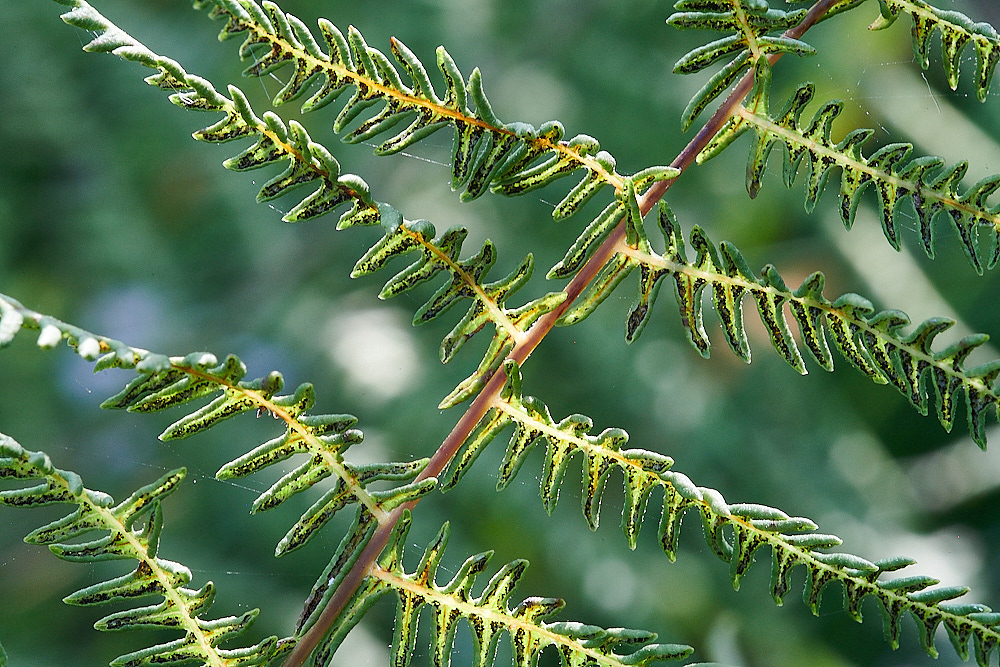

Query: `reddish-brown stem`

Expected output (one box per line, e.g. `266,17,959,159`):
283,1,843,664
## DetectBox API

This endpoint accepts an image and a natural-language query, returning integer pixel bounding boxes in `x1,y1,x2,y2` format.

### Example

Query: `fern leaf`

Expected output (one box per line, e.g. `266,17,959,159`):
56,0,381,228
55,0,674,410
442,360,673,547
106,359,436,556
0,433,280,667
56,0,684,405
872,0,1000,101
667,0,816,129
0,293,435,556
701,60,1000,273
302,509,693,667
197,0,632,209
563,198,1000,447
350,216,567,408
193,0,686,280
439,361,1000,664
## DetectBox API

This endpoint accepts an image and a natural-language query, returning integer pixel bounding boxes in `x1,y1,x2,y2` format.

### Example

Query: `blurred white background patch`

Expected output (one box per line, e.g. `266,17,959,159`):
323,307,423,402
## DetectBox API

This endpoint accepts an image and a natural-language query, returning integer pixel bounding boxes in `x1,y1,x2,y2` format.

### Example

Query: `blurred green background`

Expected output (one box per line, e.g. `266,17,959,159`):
4,1,1000,665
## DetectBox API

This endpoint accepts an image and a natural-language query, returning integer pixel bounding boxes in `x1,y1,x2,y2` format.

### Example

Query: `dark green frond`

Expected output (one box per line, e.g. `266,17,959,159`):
0,433,281,667
0,293,435,556
559,190,1000,447
872,0,1000,101
442,360,674,548
303,510,693,667
666,0,816,129
700,60,1000,273
438,362,1000,664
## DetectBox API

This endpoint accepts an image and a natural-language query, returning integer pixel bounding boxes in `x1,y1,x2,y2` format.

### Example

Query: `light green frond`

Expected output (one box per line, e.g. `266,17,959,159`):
562,201,1000,447
441,360,673,547
872,0,1000,101
701,60,1000,273
666,0,817,130
351,216,567,408
56,0,380,228
193,0,686,280
304,510,693,667
197,0,631,209
435,363,1000,664
0,433,280,667
0,294,436,556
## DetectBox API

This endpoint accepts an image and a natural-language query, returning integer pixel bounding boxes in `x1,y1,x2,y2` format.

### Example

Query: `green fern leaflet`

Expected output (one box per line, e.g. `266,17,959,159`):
302,510,694,667
443,360,1000,664
0,433,285,667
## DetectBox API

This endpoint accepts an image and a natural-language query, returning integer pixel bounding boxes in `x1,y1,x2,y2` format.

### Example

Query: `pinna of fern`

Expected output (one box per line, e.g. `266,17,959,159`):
0,292,436,560
667,0,1000,130
555,180,1000,449
298,509,694,667
441,358,1000,665
192,0,631,208
871,0,1000,101
0,432,285,667
699,59,1000,274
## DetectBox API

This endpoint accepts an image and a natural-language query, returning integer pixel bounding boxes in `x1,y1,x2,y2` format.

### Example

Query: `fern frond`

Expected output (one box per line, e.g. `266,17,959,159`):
192,0,684,278
442,360,671,548
701,60,1000,273
0,293,436,556
54,0,680,410
0,433,282,667
440,361,1000,665
667,0,824,130
299,509,693,667
559,191,1000,448
351,216,568,408
55,0,381,227
196,0,629,205
871,0,1000,101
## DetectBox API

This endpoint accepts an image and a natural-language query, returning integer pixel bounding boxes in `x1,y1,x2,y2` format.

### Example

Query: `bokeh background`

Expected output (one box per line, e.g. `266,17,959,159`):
4,0,1000,665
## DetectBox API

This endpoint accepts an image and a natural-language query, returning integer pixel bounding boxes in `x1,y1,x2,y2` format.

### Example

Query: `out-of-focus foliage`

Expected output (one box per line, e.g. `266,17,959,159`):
4,1,1000,666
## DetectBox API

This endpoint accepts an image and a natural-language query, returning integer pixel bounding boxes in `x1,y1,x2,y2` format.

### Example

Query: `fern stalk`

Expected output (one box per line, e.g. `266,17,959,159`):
284,0,846,663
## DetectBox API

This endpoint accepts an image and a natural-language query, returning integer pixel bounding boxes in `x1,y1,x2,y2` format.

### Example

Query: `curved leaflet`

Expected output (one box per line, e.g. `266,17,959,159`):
0,293,435,558
871,0,1000,101
299,509,693,667
700,60,1000,273
0,433,283,667
441,360,1000,665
